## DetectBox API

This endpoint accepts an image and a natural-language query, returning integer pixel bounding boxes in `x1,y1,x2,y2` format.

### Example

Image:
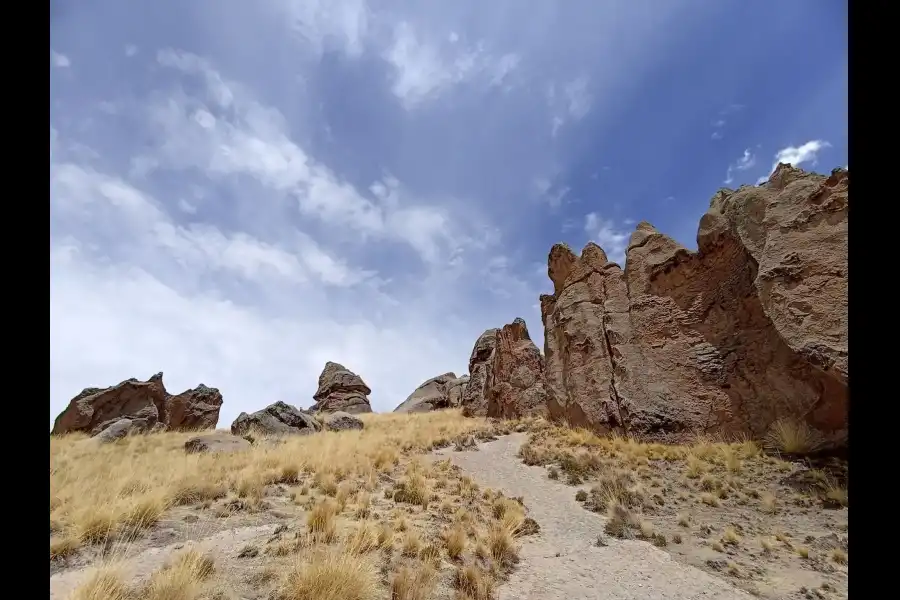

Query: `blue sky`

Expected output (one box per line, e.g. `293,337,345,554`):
49,0,847,426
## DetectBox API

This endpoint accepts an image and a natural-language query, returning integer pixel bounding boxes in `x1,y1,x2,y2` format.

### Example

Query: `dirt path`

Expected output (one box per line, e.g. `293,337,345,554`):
432,433,753,600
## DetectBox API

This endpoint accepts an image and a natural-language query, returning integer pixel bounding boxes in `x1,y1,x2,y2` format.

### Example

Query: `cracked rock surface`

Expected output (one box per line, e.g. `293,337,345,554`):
540,165,848,443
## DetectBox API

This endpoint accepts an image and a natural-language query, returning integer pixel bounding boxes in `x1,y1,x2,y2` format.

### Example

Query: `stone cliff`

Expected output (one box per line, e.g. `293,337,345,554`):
540,164,847,444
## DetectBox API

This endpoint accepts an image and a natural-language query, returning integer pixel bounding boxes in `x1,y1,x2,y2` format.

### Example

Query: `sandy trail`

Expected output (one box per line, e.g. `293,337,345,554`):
432,433,752,600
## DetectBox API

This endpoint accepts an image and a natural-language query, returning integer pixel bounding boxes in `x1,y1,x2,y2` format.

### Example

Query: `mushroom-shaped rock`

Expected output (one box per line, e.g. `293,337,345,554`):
310,362,373,414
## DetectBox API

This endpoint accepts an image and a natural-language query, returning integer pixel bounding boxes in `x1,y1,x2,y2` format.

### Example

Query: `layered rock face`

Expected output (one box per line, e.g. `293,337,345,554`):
310,362,373,414
541,165,848,443
51,372,224,436
461,319,550,420
394,372,470,413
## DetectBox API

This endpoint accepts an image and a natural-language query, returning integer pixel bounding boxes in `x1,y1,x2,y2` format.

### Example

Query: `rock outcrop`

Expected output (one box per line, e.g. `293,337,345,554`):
51,372,224,436
394,373,470,413
231,401,322,436
461,319,550,420
460,329,499,416
310,362,373,414
541,165,848,444
165,384,224,431
488,319,551,419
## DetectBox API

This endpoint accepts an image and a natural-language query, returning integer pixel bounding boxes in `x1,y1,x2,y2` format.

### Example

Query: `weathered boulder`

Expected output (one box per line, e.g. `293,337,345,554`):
309,362,373,414
459,320,549,420
541,165,848,445
324,411,365,431
95,418,144,444
165,384,223,431
231,401,322,436
486,318,551,419
460,329,498,416
394,372,469,413
52,373,167,435
51,372,224,436
185,432,251,454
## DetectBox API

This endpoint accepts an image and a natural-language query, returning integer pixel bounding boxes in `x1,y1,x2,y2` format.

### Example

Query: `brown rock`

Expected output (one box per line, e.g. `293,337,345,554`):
460,320,549,420
460,328,499,416
51,372,225,436
486,318,550,419
165,384,223,431
52,373,167,435
394,372,469,413
309,362,373,414
541,165,848,444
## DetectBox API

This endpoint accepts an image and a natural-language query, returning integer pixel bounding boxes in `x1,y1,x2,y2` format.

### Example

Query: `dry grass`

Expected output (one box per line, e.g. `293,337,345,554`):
390,562,438,600
275,547,379,600
50,410,495,548
764,418,823,455
54,410,536,600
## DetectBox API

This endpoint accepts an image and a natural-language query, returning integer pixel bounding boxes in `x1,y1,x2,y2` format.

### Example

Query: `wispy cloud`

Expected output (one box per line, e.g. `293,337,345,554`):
724,148,757,185
710,103,744,140
548,75,593,137
756,139,831,183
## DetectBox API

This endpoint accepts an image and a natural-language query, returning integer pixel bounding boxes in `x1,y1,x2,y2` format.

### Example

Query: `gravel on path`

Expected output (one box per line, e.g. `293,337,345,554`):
432,433,753,600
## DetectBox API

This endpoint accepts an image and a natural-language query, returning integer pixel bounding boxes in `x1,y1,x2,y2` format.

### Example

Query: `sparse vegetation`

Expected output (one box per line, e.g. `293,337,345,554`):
515,420,848,599
53,410,540,600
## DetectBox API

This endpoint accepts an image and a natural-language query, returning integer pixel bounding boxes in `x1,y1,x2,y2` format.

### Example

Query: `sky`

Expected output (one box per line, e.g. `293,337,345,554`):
49,0,848,427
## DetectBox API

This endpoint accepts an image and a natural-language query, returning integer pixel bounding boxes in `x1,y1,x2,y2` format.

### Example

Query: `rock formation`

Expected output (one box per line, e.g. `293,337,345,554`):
231,401,322,436
488,319,552,419
309,362,373,414
460,328,498,416
540,165,848,444
51,372,224,436
394,372,470,413
461,319,550,420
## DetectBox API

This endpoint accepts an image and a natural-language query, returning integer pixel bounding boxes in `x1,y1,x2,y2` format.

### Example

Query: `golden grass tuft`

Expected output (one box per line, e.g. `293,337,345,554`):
453,564,495,600
444,524,468,559
275,547,379,600
68,566,132,600
764,418,823,455
141,550,215,600
390,562,438,600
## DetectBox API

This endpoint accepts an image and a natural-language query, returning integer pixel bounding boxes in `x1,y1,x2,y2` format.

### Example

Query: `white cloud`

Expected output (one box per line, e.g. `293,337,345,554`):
547,76,593,137
125,44,138,57
584,213,630,266
51,50,71,68
49,44,541,428
724,148,756,185
755,139,831,184
383,22,520,109
49,0,728,429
